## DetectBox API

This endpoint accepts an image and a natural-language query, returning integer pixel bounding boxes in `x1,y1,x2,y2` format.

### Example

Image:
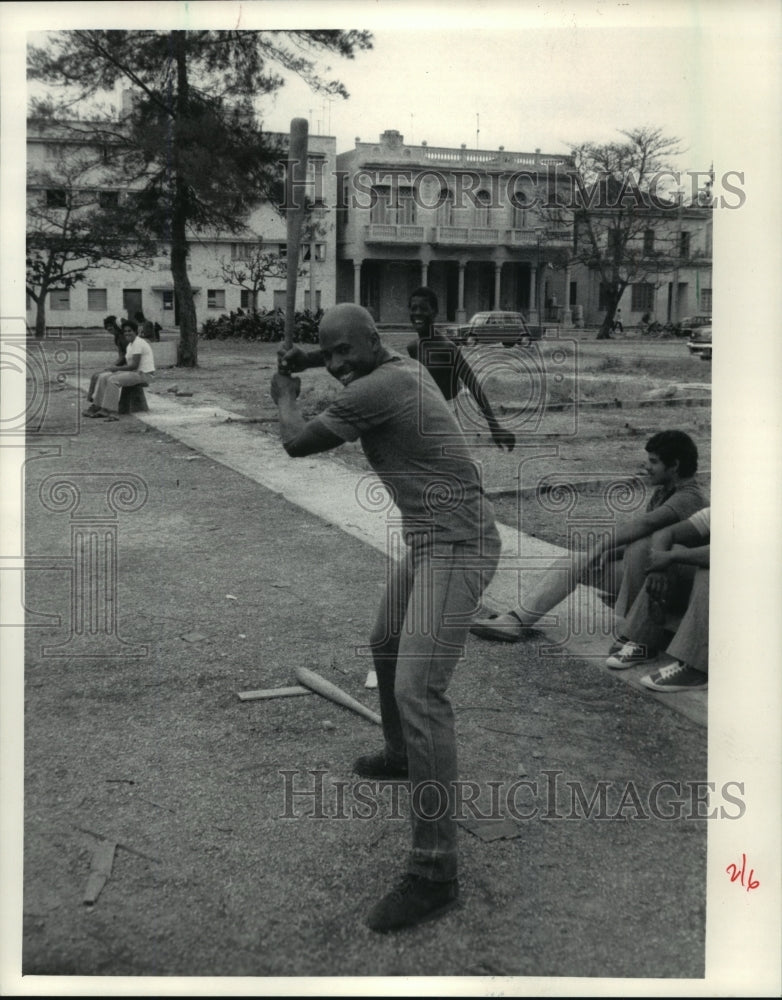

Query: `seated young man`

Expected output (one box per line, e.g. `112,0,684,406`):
471,429,707,645
608,508,710,692
84,320,155,419
86,315,129,404
406,286,515,452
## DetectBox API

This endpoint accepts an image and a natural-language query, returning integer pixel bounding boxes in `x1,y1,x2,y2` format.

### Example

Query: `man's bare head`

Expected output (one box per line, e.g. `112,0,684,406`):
318,304,385,386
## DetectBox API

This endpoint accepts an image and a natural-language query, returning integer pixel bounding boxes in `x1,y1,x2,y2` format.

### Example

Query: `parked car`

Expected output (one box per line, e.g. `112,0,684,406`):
682,314,712,360
448,311,538,348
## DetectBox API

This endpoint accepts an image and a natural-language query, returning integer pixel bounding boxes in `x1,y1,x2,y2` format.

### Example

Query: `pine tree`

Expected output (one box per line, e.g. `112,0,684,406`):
28,29,372,365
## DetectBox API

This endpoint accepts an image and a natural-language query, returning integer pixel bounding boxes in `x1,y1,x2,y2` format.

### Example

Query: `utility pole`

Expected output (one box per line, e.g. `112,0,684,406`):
672,188,683,324
537,230,544,338
309,240,316,313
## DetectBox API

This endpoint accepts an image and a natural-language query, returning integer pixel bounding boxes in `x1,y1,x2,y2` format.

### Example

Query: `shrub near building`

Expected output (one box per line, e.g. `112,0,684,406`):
201,307,323,343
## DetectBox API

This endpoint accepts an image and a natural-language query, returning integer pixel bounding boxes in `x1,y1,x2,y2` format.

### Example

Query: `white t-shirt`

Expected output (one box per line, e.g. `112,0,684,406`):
126,336,156,373
688,506,710,539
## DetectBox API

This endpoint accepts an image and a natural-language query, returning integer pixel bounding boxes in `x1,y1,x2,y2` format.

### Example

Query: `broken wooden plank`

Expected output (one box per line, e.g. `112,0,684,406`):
457,816,522,842
73,825,162,864
83,839,117,905
237,684,314,702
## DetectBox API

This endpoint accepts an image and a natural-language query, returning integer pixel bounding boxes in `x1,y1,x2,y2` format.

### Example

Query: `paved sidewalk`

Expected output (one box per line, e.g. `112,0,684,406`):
75,373,707,729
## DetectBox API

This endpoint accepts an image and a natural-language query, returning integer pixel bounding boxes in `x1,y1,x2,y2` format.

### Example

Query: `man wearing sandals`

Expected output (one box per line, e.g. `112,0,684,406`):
84,319,155,419
471,430,707,653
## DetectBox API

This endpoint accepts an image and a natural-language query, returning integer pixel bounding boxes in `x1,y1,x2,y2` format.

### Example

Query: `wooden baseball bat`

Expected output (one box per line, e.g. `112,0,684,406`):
237,685,313,702
295,666,382,726
284,117,309,352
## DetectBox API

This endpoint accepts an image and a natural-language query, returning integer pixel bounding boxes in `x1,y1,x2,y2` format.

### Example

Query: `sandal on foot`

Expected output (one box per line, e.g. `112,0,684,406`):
470,611,528,642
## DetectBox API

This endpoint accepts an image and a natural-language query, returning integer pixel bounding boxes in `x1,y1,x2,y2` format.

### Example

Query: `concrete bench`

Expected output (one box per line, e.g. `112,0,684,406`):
118,383,149,414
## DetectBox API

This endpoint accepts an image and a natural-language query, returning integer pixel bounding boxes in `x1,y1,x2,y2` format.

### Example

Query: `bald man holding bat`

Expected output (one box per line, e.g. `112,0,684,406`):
272,303,501,934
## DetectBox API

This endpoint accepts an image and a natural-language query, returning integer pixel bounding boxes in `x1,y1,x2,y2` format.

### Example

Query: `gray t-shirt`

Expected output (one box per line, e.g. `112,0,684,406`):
314,354,496,543
648,480,708,521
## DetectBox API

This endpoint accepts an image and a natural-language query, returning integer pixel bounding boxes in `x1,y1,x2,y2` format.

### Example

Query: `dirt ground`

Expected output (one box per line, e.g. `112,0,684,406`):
16,330,712,984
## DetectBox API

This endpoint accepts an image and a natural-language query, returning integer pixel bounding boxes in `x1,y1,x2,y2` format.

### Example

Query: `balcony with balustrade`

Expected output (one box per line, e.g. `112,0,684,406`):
364,223,426,244
432,226,501,246
358,224,574,249
507,227,573,249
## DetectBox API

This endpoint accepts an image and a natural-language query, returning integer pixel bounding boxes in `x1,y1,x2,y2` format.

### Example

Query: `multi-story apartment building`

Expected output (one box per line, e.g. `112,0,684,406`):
26,117,338,331
572,198,713,327
335,129,577,325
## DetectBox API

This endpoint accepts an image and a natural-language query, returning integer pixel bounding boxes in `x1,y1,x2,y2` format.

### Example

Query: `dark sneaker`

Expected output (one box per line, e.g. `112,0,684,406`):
353,750,408,780
607,635,630,655
606,641,657,670
640,661,708,692
367,874,459,932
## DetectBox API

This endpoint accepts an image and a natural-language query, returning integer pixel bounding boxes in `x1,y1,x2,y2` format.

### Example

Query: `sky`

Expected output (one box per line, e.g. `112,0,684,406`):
19,6,724,175
11,0,770,200
259,24,717,174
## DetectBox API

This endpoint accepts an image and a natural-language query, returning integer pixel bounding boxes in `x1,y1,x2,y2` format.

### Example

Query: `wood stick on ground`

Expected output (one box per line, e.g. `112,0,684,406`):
238,685,314,702
83,840,117,905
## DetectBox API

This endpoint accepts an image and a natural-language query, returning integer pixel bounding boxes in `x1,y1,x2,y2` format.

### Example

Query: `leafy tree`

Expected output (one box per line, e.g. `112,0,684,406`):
215,200,329,312
216,244,288,313
28,29,372,365
26,137,156,337
566,127,686,339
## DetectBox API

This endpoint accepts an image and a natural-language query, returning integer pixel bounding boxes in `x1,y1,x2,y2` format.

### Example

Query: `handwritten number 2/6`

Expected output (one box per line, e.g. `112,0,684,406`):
726,853,760,891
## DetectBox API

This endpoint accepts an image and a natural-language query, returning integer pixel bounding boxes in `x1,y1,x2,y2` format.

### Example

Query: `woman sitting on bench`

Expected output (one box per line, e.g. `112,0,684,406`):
84,319,155,419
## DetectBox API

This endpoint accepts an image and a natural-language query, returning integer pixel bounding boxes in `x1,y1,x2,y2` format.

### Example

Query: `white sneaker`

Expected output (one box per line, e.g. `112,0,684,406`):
605,641,658,670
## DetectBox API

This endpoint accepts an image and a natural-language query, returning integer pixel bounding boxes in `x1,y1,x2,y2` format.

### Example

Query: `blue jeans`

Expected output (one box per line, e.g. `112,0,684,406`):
369,523,501,881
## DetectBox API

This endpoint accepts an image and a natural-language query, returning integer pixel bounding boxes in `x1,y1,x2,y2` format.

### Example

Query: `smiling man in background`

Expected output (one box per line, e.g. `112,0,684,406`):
405,286,515,452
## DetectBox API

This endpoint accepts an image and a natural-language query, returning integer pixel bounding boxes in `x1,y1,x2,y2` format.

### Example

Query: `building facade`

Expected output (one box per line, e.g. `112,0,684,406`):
336,130,577,325
27,117,712,334
26,118,338,331
572,200,713,327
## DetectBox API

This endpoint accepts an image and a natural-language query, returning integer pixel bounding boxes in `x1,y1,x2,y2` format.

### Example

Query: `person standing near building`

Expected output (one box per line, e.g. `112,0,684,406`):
135,309,159,342
406,287,515,452
274,303,501,932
